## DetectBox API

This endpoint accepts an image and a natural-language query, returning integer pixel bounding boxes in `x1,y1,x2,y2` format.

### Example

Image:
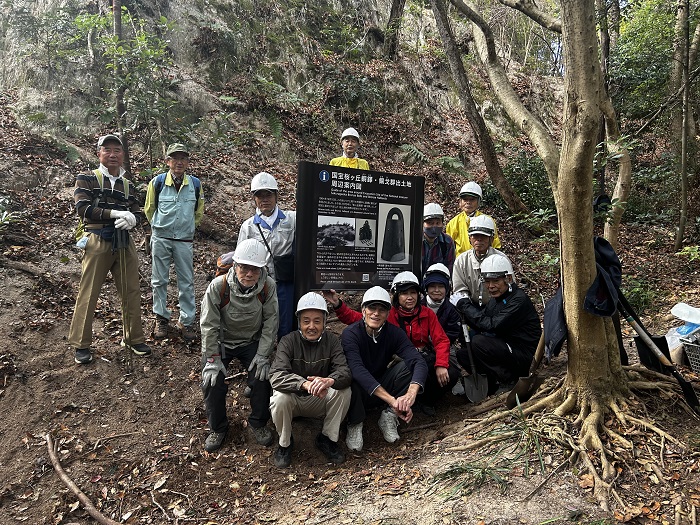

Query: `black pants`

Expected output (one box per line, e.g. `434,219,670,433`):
418,351,461,406
204,340,271,433
347,361,413,425
456,334,533,394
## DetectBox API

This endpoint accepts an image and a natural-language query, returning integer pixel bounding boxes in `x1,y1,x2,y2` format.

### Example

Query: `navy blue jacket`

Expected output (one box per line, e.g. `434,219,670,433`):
341,320,428,396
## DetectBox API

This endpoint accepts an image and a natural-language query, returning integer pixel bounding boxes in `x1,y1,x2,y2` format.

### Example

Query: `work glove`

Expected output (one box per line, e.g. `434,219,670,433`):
248,353,270,381
201,356,226,388
114,217,133,230
111,210,137,229
449,291,469,308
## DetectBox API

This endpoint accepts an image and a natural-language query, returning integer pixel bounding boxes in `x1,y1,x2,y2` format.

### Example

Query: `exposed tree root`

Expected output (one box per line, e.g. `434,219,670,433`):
45,433,122,525
440,369,693,512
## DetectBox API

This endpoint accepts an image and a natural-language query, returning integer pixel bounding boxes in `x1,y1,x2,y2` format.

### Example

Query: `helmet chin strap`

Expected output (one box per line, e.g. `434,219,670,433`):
364,319,385,343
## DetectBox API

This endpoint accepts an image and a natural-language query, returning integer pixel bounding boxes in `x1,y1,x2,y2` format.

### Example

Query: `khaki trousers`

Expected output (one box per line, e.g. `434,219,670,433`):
270,387,351,448
68,233,145,349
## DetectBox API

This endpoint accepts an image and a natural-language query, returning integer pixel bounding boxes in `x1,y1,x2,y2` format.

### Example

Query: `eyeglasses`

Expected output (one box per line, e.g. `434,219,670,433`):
237,264,261,275
364,304,389,314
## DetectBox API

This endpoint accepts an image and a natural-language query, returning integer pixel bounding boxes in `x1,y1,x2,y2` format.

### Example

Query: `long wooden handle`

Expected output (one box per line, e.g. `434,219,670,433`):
528,332,546,375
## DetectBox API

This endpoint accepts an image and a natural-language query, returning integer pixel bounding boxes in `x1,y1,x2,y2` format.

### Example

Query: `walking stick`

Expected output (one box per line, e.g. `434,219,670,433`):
114,228,132,372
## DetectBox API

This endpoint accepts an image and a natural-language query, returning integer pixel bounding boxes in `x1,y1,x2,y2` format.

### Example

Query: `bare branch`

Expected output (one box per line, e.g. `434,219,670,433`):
498,0,562,33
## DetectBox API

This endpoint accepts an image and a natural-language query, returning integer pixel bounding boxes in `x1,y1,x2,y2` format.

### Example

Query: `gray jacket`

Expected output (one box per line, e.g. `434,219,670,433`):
200,268,278,360
269,331,351,393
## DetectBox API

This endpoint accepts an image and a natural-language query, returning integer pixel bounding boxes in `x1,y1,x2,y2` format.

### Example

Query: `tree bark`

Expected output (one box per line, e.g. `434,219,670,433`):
558,0,624,426
450,0,560,185
112,0,131,174
430,0,529,216
384,0,406,60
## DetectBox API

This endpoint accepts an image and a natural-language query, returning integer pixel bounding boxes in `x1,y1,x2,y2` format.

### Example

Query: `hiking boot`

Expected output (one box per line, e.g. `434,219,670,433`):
315,433,345,464
345,422,363,452
120,340,152,357
378,408,400,443
178,321,197,341
273,436,294,468
204,430,227,452
250,425,274,447
153,315,169,339
74,348,93,365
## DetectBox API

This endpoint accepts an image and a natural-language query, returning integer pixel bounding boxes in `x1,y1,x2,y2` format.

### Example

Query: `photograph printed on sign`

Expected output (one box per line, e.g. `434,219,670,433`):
376,203,410,264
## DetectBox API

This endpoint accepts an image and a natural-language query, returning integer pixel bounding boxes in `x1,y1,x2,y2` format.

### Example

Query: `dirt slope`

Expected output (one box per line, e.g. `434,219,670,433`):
1,92,699,525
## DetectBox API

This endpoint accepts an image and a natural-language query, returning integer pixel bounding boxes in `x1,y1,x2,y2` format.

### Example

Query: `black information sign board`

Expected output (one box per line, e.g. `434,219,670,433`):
295,161,424,293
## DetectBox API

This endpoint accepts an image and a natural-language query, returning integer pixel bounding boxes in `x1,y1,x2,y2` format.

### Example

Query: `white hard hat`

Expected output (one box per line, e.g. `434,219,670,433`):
480,254,514,279
341,127,360,142
390,271,421,294
459,181,483,199
423,203,444,220
251,171,278,193
233,238,268,267
295,292,328,315
423,263,451,290
361,286,391,309
468,214,495,236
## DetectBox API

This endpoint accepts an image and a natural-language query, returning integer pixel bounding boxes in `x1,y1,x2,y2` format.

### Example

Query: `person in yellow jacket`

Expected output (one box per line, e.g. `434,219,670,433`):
445,181,501,257
329,127,369,170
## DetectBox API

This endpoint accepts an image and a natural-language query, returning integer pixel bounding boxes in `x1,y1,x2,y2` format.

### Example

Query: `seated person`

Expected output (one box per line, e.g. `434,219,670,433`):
446,181,501,257
329,127,369,170
422,263,461,346
269,292,352,468
340,287,428,451
324,272,458,416
451,254,541,394
422,203,456,276
452,214,510,306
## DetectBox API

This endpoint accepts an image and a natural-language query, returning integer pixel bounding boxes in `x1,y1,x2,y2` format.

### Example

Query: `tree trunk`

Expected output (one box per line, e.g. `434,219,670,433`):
430,0,530,216
384,0,406,60
112,0,131,174
450,0,560,184
558,0,626,473
674,0,690,251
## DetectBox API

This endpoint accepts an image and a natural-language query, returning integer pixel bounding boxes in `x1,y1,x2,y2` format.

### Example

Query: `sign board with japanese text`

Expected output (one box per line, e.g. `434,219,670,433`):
295,161,424,293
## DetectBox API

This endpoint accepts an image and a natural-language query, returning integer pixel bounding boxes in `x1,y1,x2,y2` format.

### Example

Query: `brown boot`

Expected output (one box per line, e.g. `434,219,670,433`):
178,321,197,341
153,315,169,339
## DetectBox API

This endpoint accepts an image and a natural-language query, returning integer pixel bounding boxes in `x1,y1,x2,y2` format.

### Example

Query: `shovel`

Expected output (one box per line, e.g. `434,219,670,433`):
618,297,700,414
506,332,546,409
461,324,489,403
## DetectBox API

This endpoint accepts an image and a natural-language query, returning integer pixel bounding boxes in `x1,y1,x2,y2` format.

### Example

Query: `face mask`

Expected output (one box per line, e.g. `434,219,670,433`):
424,226,442,238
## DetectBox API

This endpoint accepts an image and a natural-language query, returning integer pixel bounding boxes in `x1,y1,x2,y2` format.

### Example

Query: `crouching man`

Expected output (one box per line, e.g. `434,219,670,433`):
340,287,428,452
269,292,352,468
200,238,278,452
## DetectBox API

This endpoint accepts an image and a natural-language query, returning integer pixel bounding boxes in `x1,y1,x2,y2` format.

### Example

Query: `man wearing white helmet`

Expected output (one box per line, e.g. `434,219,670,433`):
451,253,541,395
340,286,428,451
446,181,501,257
200,238,279,452
237,171,297,340
422,202,456,276
329,127,370,170
452,214,510,306
268,292,352,468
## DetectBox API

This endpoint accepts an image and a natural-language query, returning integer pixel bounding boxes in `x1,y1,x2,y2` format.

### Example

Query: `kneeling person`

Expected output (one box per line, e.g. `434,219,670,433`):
269,292,352,468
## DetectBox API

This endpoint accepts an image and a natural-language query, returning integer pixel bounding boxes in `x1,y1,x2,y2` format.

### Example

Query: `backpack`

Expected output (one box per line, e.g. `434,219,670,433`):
217,274,269,310
74,169,130,243
152,172,201,213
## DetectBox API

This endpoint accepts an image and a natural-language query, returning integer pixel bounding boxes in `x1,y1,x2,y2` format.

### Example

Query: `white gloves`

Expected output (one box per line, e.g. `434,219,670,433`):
450,291,469,307
201,357,226,388
248,353,271,381
112,210,136,230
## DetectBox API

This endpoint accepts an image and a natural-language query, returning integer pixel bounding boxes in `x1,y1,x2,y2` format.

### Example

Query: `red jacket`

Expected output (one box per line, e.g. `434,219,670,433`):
335,302,450,369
